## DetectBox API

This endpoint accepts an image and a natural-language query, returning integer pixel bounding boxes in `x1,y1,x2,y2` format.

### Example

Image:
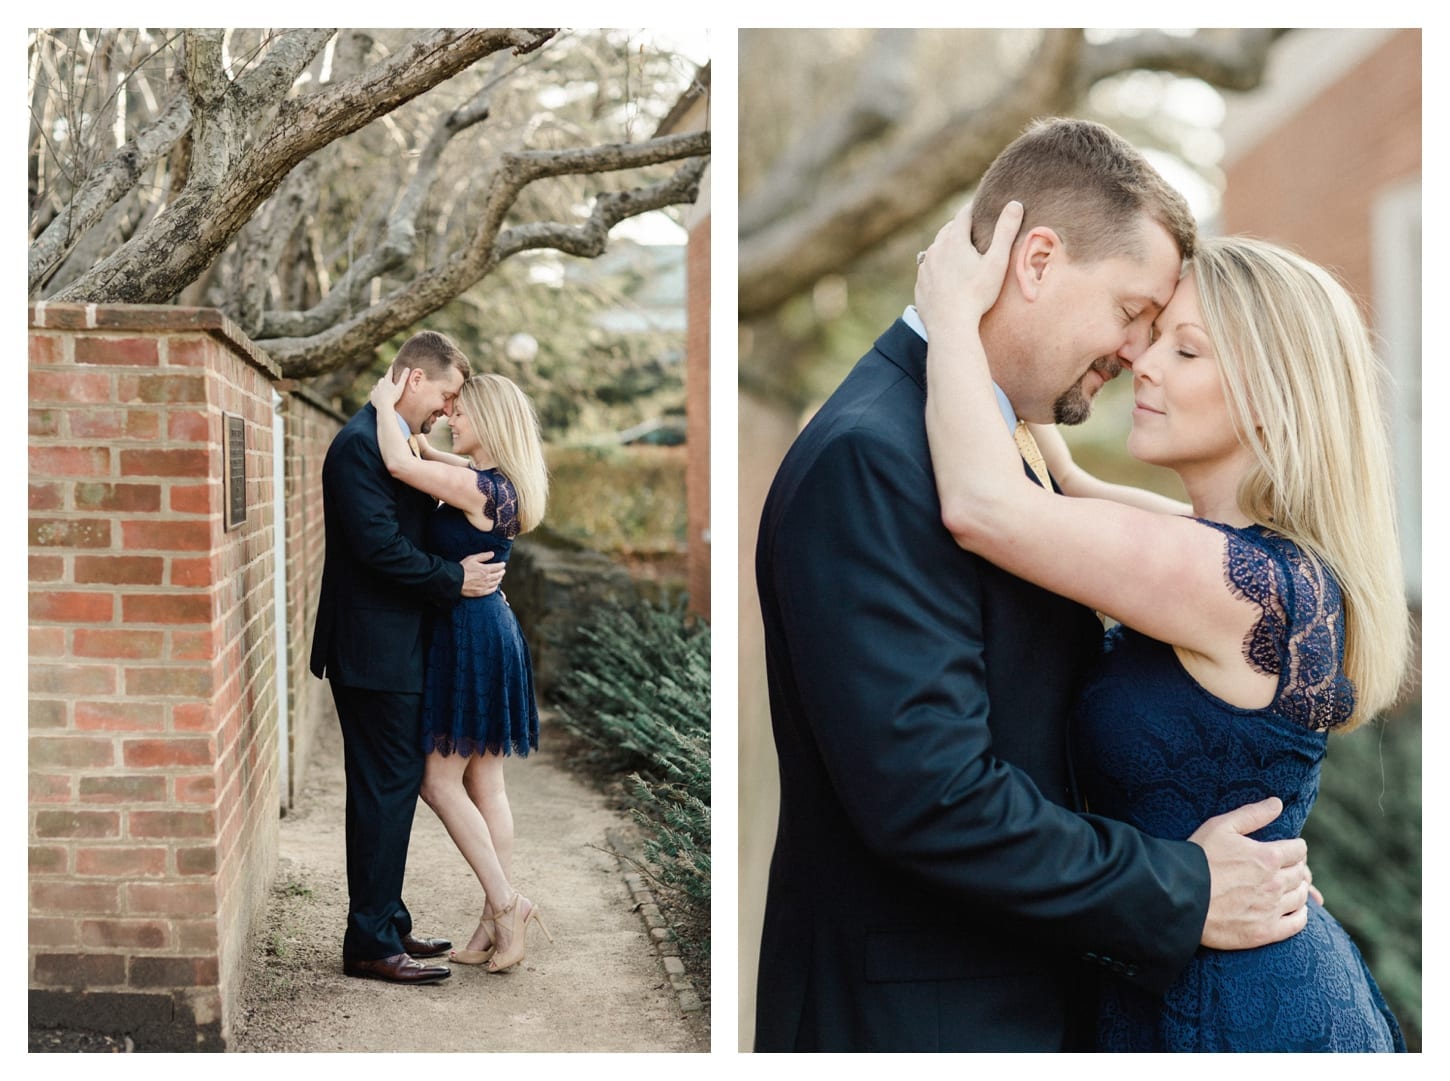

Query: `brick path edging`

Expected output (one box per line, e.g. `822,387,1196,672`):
605,828,704,1014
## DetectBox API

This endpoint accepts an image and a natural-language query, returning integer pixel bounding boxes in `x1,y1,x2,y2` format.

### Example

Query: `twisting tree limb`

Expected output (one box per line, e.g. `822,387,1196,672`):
256,63,505,340
738,29,916,237
47,29,556,305
490,156,708,263
31,28,708,382
261,130,710,376
739,28,1289,319
1069,28,1290,97
28,83,191,288
233,158,321,336
739,29,1082,318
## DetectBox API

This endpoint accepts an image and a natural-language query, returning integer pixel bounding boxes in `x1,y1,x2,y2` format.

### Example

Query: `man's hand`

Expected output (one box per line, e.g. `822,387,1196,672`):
460,551,505,597
1190,797,1311,950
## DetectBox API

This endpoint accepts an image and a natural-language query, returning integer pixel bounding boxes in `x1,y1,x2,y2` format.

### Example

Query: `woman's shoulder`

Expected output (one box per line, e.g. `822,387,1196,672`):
1195,519,1343,614
473,468,520,538
1196,519,1353,728
473,466,515,492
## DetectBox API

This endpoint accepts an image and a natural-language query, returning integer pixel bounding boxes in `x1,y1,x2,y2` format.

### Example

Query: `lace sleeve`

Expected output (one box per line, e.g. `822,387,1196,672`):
1202,521,1355,731
475,469,521,539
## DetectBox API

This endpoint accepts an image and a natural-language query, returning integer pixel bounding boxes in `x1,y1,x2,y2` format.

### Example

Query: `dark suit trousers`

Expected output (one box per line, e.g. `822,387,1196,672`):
330,682,426,961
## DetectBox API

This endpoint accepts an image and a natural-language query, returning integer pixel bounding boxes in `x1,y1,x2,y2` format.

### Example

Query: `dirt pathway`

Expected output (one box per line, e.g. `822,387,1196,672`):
230,712,707,1053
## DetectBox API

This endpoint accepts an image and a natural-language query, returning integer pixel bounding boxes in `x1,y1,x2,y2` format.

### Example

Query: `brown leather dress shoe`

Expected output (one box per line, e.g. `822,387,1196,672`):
343,952,450,984
401,933,452,959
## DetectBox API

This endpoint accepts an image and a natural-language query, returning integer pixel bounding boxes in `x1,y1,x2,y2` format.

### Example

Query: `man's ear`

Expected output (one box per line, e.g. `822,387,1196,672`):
1015,226,1062,302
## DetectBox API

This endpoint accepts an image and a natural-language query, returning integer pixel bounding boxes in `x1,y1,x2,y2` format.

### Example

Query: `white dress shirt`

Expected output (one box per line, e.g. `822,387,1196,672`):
902,304,1017,433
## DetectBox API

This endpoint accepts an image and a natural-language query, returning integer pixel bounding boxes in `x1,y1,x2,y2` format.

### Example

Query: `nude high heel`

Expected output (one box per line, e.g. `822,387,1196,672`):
485,893,554,974
448,911,497,965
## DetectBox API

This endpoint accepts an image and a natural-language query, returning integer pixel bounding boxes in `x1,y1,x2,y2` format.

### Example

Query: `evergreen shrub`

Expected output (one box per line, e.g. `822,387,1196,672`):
554,599,710,936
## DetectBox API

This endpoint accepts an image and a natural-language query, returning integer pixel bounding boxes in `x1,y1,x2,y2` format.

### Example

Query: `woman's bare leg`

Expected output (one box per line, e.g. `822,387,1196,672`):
419,749,514,953
465,752,514,878
461,752,513,949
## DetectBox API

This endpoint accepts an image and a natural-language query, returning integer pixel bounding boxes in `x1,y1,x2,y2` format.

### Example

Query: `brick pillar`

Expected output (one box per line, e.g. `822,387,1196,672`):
29,305,281,1049
685,207,711,621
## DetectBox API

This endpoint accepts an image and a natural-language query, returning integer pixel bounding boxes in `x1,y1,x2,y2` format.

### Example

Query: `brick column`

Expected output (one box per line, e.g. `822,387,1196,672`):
685,207,711,621
29,305,281,1049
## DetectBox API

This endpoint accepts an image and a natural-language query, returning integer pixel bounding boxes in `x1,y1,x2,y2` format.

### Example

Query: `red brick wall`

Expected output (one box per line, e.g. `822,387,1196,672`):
27,304,336,1049
685,212,711,621
1222,30,1421,320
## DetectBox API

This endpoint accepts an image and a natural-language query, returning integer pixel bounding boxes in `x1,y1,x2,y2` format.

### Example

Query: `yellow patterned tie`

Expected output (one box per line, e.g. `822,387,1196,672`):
1013,420,1051,489
407,434,421,458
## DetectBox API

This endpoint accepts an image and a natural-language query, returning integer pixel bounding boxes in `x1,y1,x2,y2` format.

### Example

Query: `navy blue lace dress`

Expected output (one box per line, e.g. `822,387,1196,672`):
420,467,539,758
1072,521,1404,1052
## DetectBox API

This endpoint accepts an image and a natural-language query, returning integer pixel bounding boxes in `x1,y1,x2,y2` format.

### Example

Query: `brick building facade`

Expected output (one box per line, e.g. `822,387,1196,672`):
1220,28,1421,598
657,62,710,621
28,305,342,1048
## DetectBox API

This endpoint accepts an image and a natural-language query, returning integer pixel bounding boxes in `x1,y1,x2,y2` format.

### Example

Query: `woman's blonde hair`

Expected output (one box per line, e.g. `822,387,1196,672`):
456,373,548,534
1191,236,1410,729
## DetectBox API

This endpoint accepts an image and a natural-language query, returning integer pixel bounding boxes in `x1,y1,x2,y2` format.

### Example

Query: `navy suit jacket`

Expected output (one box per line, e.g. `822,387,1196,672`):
309,403,463,693
753,320,1211,1051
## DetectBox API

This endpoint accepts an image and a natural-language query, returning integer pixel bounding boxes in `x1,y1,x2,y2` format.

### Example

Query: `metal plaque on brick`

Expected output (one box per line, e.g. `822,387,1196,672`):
225,413,246,531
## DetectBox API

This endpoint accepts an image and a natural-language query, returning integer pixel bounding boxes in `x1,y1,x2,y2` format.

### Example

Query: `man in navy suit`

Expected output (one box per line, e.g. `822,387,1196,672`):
753,119,1314,1050
310,331,503,984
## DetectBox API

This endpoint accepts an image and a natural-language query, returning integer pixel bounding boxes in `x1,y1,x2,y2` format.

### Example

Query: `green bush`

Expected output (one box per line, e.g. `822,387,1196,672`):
554,599,710,924
545,444,687,554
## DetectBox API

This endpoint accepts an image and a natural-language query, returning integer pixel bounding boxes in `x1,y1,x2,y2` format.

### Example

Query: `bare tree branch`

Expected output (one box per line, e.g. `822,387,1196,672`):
232,27,337,110
739,30,1083,318
179,30,236,189
250,29,554,190
31,28,705,388
1071,28,1290,97
234,158,321,335
491,155,708,263
738,28,1288,319
28,54,191,287
46,29,556,306
738,29,916,236
259,131,709,376
256,61,506,340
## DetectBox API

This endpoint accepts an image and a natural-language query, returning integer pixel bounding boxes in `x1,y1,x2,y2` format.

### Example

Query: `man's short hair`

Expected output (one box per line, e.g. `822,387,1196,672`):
971,117,1197,264
390,330,471,383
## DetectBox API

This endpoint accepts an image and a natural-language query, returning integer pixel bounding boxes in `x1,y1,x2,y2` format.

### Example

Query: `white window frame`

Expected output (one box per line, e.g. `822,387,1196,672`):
1371,177,1421,602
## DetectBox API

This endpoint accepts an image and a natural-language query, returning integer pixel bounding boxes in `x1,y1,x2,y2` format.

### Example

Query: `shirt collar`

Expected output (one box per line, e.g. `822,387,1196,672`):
395,413,412,437
902,304,1018,432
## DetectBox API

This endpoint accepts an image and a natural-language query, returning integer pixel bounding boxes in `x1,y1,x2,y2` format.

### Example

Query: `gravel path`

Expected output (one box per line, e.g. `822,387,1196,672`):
229,711,707,1053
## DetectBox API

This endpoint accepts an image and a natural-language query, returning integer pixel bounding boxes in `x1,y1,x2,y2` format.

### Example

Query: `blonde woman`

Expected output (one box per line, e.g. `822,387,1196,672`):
916,201,1408,1051
370,369,553,974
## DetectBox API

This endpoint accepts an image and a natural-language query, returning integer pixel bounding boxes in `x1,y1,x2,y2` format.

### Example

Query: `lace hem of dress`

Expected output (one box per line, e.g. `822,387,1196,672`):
426,732,533,758
1198,519,1355,732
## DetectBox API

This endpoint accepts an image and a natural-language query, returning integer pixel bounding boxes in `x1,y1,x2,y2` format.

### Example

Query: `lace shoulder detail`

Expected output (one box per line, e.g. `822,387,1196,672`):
475,468,520,539
1198,520,1355,731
